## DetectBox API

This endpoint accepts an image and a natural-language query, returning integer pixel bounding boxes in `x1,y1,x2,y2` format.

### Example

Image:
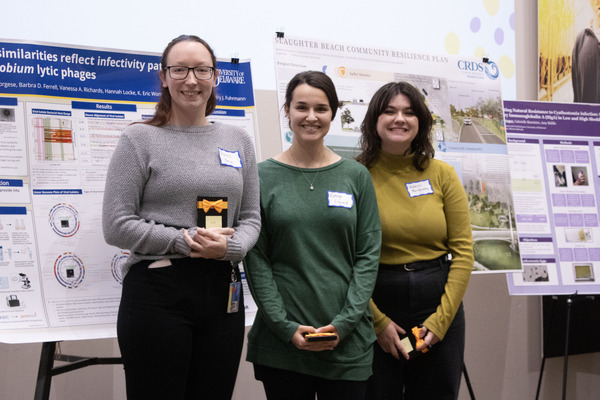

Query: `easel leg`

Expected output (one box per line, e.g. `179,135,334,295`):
562,296,573,400
463,363,476,400
34,341,56,400
535,356,546,400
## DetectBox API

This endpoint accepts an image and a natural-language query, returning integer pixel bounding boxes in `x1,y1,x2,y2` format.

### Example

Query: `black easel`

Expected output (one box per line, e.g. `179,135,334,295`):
463,363,476,400
34,341,122,400
535,294,596,400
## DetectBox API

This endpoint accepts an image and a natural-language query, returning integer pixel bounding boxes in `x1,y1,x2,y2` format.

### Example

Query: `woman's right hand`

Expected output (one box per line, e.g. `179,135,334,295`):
290,325,338,352
376,320,410,360
183,228,234,259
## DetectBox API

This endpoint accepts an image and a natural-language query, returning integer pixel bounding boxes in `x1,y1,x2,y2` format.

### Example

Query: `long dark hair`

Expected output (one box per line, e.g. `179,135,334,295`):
284,71,340,121
145,35,217,127
357,81,434,170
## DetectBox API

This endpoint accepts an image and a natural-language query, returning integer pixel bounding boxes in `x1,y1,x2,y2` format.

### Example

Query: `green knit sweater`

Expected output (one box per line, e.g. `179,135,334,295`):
369,152,473,340
245,158,381,381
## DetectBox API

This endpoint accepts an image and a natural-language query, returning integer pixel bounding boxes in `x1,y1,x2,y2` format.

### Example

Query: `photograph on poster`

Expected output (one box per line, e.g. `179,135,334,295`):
552,164,568,187
571,165,589,185
0,108,15,122
564,227,593,242
539,0,600,103
448,81,504,144
574,263,595,281
522,264,550,282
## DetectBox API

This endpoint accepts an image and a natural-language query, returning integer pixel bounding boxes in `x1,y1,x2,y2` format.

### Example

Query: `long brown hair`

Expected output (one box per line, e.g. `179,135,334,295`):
145,35,217,127
356,81,434,170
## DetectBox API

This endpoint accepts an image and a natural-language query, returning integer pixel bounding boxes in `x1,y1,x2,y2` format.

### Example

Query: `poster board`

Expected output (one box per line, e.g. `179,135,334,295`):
272,34,520,273
0,39,258,343
505,100,600,295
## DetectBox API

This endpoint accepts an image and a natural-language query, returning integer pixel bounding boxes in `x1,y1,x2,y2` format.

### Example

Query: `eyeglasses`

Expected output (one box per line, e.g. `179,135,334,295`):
165,66,215,80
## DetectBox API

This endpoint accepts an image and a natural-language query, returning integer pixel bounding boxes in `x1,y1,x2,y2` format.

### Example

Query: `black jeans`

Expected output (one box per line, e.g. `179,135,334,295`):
366,259,465,400
117,257,244,400
254,364,367,400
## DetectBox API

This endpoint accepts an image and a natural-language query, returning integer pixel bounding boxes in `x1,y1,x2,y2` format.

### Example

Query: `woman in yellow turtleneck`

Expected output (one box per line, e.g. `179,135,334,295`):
357,81,473,400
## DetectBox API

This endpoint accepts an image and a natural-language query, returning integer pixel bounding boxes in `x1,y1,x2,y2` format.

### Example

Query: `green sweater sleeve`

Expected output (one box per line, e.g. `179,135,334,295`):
330,171,381,339
244,221,299,343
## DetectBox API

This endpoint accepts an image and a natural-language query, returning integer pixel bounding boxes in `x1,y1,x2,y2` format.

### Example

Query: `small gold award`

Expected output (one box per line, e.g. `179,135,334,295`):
197,197,228,228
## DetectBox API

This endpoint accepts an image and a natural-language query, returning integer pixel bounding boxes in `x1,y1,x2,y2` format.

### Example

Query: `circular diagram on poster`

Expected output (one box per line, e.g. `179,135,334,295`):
111,250,129,284
49,203,80,237
54,252,85,288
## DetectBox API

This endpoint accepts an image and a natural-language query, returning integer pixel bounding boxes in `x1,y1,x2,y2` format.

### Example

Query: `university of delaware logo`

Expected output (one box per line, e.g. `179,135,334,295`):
337,66,347,78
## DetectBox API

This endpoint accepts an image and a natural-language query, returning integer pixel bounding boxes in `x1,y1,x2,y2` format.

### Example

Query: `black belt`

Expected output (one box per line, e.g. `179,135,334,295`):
381,254,450,272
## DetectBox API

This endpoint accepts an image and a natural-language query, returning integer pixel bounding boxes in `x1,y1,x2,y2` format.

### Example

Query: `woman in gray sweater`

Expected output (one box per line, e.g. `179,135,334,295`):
102,35,260,400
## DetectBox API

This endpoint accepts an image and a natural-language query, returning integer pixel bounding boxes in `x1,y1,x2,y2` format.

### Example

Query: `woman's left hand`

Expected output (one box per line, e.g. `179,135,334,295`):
416,325,440,352
184,228,233,259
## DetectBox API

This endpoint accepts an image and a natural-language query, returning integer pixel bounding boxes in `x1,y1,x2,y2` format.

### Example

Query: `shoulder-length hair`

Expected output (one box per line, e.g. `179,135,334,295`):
356,81,434,170
144,35,217,127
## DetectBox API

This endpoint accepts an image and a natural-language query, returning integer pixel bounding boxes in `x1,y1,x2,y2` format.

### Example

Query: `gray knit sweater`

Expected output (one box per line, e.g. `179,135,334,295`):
102,121,261,276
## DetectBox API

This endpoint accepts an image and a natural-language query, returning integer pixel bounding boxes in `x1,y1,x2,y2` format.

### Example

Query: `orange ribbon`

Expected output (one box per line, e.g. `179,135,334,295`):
198,199,228,213
412,326,429,353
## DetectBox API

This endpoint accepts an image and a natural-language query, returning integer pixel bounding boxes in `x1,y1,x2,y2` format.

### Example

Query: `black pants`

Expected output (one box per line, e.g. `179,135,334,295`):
117,258,245,400
366,260,465,400
254,364,367,400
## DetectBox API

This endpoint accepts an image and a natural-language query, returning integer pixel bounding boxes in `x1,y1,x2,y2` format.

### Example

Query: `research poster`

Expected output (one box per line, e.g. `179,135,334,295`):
505,100,600,295
0,39,258,343
273,35,520,273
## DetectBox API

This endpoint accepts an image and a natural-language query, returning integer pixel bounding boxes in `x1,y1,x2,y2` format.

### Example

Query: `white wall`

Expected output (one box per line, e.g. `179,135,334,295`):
0,0,517,96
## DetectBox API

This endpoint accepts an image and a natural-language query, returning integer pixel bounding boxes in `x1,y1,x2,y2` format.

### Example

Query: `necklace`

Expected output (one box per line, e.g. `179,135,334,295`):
289,148,324,191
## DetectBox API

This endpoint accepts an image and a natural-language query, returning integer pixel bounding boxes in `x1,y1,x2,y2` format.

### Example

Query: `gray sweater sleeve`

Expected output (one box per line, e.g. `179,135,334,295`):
102,132,192,257
222,128,261,262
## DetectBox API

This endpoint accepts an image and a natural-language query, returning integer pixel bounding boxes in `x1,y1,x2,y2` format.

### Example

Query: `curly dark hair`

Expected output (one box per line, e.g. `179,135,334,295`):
356,81,434,170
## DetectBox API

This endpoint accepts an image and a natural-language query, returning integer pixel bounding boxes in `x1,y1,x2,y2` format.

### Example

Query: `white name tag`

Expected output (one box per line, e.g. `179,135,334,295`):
218,148,243,168
406,180,434,198
328,191,354,209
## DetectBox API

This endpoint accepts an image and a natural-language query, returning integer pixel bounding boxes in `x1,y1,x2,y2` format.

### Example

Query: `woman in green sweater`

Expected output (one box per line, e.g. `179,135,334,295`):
357,81,473,400
245,71,381,399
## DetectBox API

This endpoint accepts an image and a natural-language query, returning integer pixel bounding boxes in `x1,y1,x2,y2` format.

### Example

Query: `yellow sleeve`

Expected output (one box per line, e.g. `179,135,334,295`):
370,298,391,335
423,166,473,340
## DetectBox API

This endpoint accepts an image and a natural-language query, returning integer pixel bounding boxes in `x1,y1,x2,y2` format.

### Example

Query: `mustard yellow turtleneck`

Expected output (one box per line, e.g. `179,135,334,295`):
369,152,473,340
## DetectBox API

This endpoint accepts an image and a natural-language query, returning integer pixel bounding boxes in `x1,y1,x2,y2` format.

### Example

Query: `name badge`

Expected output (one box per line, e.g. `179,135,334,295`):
218,148,243,168
328,191,354,209
406,180,434,198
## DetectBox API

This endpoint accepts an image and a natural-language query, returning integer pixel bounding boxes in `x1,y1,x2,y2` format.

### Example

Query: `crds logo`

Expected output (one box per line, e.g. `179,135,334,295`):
457,59,499,80
484,60,500,80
